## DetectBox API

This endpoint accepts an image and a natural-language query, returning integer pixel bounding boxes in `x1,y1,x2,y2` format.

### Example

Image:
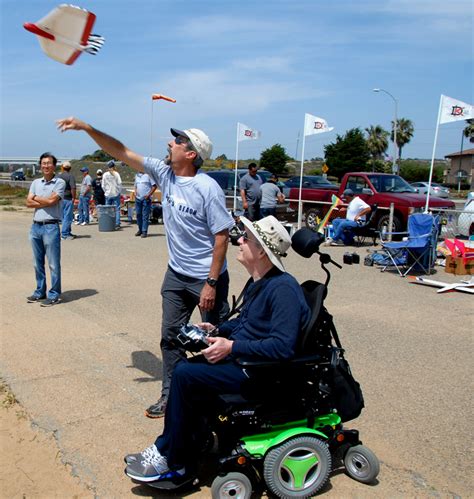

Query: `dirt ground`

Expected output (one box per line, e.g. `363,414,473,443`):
0,209,472,498
0,383,93,498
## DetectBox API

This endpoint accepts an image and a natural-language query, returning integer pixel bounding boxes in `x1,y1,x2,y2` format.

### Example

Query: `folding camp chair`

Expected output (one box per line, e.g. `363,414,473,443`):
347,204,379,247
378,213,440,277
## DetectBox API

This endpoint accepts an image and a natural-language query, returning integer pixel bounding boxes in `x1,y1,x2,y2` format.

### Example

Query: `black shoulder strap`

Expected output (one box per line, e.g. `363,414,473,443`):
327,311,343,350
223,267,282,322
223,277,253,321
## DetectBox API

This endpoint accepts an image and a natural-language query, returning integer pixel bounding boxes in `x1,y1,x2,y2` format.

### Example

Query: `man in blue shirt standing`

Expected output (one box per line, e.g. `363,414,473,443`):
134,172,157,238
240,162,263,221
56,116,235,418
26,152,66,307
57,160,76,240
77,167,92,225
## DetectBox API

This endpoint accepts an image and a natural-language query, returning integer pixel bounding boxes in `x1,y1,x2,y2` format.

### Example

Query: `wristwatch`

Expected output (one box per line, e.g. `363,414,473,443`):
206,277,218,287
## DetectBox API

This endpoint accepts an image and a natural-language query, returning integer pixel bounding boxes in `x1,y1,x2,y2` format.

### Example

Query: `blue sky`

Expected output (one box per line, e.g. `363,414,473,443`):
1,0,473,163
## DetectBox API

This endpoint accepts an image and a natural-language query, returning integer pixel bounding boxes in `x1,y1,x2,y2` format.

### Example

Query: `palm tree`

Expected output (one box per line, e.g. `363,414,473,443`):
391,118,414,173
463,119,474,143
365,125,389,158
365,125,390,172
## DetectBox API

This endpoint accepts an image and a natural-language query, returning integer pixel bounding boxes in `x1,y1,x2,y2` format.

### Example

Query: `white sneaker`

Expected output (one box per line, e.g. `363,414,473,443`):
124,444,161,465
324,237,333,246
74,221,80,225
80,222,87,226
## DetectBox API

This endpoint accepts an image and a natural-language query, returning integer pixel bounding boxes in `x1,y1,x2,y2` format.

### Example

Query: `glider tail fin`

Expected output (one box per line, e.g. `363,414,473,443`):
84,34,105,55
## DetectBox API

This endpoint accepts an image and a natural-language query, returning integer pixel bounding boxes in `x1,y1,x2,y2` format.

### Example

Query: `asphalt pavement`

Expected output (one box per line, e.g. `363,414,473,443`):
0,210,472,498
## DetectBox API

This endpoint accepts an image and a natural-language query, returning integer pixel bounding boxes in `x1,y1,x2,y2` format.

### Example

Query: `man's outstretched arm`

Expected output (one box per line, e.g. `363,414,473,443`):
56,117,144,173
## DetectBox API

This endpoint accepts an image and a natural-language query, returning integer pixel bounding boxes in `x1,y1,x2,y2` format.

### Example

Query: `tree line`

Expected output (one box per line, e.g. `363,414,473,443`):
257,118,474,182
80,119,474,184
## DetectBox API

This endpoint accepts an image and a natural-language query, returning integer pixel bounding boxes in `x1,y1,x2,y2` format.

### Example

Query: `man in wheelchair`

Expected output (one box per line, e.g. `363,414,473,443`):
124,216,311,483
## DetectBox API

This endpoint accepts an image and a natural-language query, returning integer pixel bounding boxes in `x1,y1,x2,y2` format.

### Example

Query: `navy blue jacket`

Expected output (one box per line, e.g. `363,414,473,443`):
219,270,310,361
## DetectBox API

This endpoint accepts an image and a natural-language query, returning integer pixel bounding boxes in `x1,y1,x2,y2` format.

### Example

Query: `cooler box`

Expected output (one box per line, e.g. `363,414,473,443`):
97,205,115,232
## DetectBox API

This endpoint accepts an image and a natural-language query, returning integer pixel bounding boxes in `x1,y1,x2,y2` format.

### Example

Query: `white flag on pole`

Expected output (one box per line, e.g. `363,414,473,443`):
439,95,473,124
237,122,261,141
304,113,334,136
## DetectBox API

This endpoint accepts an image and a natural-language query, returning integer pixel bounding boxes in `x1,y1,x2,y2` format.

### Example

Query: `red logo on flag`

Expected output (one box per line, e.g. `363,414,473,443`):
244,130,252,137
314,122,323,129
451,106,464,117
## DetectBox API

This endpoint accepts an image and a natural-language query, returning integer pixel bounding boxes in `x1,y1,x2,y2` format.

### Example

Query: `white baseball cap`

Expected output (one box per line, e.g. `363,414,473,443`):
171,128,213,161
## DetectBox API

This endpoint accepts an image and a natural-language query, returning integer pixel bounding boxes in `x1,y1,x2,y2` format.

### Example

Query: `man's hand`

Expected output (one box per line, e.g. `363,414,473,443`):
56,117,145,173
202,337,233,364
56,117,89,133
199,283,216,311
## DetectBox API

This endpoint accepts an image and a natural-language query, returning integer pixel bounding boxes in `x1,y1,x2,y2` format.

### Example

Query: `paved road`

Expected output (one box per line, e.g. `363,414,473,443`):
1,210,472,497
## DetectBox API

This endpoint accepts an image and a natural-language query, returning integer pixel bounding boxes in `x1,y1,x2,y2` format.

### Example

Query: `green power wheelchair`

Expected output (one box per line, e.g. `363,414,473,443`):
135,227,380,498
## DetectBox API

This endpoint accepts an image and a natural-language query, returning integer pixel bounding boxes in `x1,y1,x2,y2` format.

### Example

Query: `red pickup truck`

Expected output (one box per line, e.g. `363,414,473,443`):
288,172,455,232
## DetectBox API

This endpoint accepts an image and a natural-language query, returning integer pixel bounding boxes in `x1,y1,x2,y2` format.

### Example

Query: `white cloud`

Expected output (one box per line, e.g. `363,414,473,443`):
176,15,295,39
153,66,327,118
230,56,292,72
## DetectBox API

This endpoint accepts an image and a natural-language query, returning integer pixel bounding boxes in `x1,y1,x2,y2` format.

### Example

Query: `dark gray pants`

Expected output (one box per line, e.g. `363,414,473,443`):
245,202,261,222
160,266,230,398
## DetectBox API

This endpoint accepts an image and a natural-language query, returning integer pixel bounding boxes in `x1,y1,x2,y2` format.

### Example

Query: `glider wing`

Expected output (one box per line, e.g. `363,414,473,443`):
24,4,103,65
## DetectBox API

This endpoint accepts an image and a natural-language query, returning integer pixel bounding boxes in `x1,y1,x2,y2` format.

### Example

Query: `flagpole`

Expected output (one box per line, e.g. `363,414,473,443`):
233,123,240,212
425,95,443,213
297,123,307,230
150,100,154,156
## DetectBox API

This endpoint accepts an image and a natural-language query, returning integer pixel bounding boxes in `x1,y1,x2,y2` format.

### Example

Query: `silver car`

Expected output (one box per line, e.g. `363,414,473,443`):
410,182,450,199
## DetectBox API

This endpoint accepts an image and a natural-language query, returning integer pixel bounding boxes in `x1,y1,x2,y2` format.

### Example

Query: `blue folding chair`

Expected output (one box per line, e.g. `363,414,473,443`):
379,213,440,277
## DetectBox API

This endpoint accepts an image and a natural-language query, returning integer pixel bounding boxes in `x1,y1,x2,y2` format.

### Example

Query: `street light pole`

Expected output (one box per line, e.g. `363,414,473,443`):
373,88,398,174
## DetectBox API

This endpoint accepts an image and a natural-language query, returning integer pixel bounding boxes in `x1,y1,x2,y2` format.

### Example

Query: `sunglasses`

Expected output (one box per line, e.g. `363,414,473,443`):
237,229,261,246
174,135,189,145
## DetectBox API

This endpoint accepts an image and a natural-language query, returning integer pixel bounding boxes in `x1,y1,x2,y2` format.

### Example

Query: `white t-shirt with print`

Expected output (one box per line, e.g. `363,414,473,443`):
144,157,234,279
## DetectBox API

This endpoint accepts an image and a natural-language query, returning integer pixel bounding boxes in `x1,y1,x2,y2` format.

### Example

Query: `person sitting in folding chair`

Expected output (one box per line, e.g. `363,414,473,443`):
325,189,371,246
378,213,440,277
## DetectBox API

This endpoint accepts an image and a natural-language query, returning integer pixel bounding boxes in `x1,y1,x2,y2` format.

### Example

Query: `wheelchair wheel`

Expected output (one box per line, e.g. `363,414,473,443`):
211,472,252,499
344,444,380,484
263,436,331,498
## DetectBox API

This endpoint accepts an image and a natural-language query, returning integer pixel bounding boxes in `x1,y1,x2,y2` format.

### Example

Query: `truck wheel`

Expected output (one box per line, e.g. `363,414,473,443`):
305,208,322,231
377,214,402,234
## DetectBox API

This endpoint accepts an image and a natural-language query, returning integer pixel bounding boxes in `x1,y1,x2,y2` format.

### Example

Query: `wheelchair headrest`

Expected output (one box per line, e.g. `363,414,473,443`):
292,228,324,258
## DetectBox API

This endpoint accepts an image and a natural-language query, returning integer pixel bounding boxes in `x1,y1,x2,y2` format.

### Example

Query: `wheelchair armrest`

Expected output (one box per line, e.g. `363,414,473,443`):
236,358,282,368
236,353,323,368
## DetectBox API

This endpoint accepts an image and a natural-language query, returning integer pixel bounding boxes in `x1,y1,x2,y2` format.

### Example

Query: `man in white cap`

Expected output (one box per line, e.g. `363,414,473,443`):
57,160,76,240
56,116,235,418
77,167,92,225
122,215,311,484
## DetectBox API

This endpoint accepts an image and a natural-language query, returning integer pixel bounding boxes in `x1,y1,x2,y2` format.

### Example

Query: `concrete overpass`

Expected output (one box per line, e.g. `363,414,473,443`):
0,157,73,165
0,157,74,175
